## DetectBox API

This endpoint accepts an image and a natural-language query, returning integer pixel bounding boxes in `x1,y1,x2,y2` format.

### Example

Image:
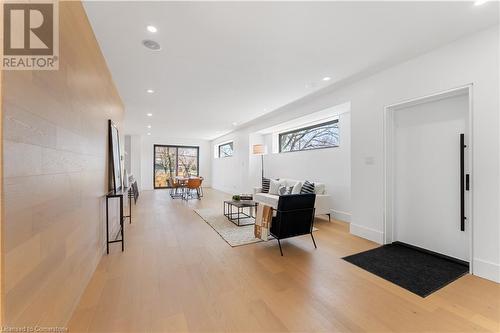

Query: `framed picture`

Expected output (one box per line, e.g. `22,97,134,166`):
109,119,122,192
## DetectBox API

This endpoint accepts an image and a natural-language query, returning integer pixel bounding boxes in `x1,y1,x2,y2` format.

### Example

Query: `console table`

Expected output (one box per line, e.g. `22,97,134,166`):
105,186,132,254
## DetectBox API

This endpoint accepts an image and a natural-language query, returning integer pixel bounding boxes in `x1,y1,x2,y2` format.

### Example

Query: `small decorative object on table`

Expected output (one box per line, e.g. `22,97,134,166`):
240,194,253,200
232,194,241,201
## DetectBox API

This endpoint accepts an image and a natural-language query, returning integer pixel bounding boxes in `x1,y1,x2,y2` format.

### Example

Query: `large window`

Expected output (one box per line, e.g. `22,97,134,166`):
154,145,199,188
279,120,339,153
218,142,233,158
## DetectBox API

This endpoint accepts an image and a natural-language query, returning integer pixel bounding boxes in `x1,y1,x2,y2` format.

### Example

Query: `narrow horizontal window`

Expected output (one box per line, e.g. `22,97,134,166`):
279,120,339,153
218,142,234,158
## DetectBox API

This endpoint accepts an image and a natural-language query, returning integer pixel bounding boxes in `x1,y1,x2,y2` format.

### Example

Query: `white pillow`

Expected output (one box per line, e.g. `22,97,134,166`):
278,185,293,196
315,183,326,195
291,182,303,194
269,179,284,195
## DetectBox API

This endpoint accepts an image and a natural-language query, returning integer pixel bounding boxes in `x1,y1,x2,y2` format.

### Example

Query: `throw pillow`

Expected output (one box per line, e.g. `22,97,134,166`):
301,180,315,194
291,182,303,194
315,183,326,195
278,185,293,196
269,179,284,195
262,177,270,193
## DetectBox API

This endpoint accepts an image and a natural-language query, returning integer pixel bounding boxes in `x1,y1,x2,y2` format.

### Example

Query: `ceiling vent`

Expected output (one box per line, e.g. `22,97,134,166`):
142,39,161,51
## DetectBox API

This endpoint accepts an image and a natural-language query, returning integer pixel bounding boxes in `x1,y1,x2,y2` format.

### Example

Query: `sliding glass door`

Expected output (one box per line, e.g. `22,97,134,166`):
154,145,199,189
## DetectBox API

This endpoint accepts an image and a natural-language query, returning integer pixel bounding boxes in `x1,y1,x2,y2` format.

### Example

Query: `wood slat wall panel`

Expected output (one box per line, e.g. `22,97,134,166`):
2,1,124,326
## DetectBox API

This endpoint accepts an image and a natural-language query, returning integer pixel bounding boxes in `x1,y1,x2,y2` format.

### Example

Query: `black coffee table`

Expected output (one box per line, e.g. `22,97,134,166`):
223,200,258,226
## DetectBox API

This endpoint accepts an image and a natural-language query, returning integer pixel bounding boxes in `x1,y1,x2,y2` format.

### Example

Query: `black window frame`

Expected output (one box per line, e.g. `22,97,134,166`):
153,144,200,189
278,119,339,153
218,142,234,158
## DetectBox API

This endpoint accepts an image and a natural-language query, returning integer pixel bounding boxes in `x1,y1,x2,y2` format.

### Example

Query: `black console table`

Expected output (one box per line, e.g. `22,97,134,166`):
106,186,132,254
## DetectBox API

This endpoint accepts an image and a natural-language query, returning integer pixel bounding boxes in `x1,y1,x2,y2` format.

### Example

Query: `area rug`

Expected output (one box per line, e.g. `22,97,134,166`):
194,208,319,248
342,242,469,297
194,208,263,247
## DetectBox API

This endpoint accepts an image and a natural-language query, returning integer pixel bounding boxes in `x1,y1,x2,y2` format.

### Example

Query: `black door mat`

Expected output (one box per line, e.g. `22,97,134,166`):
342,242,469,297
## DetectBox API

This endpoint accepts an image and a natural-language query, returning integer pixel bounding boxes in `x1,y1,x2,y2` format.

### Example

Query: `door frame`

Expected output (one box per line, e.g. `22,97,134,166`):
383,84,473,272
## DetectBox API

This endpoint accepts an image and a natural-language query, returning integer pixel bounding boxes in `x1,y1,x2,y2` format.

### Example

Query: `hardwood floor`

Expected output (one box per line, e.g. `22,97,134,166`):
68,189,500,333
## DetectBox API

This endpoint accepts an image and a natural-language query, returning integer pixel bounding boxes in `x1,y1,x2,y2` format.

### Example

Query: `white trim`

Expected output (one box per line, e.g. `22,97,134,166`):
383,84,474,273
331,209,351,223
350,223,384,244
472,258,500,283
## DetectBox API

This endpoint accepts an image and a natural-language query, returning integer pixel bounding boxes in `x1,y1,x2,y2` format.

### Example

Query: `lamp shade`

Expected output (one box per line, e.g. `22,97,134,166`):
252,144,266,155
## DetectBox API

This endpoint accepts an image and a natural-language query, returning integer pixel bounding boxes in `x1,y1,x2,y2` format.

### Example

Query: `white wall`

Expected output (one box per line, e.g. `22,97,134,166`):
256,112,351,221
128,135,142,189
211,26,500,282
137,135,212,191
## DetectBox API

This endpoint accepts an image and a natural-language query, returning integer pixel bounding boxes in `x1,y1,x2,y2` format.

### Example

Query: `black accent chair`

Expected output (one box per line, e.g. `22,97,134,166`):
270,193,317,256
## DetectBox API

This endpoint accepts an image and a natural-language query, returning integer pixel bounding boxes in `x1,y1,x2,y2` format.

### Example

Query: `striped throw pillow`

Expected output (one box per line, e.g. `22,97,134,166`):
262,177,270,193
300,180,315,194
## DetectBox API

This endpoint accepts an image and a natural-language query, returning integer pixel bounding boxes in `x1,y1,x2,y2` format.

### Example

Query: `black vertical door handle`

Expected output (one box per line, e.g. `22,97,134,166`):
460,134,466,232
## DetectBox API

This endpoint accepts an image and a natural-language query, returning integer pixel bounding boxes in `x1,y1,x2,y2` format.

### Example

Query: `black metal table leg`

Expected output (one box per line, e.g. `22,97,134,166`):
106,196,109,254
120,195,124,252
129,188,132,224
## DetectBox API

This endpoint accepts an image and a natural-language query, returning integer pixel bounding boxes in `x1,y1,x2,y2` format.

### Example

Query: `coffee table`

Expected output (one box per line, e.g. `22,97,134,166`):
223,200,258,226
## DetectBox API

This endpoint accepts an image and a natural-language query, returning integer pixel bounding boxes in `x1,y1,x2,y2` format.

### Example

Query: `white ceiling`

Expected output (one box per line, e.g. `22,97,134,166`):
83,1,498,140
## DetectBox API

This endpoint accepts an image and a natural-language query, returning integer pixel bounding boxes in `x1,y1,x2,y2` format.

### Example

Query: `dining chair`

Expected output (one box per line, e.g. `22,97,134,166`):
183,178,202,200
168,178,183,199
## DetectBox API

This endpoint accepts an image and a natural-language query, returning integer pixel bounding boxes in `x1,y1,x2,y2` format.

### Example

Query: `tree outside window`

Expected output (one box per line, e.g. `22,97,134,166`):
279,120,339,153
218,142,233,158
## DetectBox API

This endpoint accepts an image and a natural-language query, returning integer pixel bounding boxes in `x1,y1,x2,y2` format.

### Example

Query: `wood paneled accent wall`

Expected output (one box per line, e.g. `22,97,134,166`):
2,1,124,326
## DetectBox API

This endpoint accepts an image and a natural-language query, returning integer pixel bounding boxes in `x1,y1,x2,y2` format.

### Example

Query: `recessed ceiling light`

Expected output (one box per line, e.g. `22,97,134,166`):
142,39,161,51
147,89,154,94
322,76,331,81
147,133,151,136
146,25,157,33
232,122,238,126
147,113,153,117
474,0,488,5
147,125,152,129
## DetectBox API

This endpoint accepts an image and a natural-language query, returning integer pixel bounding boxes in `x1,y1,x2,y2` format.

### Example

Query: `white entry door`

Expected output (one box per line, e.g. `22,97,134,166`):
393,92,469,262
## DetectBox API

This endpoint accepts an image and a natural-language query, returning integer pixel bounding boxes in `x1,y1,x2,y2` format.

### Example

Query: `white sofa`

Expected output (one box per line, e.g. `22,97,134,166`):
253,178,331,220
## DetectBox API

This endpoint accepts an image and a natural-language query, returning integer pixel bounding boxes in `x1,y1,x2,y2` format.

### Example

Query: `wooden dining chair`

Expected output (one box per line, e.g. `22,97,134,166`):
183,178,202,200
168,178,183,199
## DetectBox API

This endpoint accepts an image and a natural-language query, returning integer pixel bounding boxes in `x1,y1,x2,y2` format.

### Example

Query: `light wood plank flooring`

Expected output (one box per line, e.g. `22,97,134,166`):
68,189,500,332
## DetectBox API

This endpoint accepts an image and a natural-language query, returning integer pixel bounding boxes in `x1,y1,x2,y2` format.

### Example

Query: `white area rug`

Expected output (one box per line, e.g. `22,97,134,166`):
194,207,319,248
194,208,263,247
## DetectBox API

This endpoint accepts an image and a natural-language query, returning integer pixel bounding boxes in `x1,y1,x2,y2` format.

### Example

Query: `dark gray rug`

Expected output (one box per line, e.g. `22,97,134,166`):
342,242,469,297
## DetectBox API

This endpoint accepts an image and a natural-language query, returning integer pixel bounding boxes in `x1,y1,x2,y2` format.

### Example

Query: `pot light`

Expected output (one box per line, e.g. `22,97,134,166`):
142,39,161,51
147,113,153,117
146,25,157,33
474,0,488,5
322,76,331,81
147,89,154,94
147,133,151,136
232,122,238,126
147,125,152,129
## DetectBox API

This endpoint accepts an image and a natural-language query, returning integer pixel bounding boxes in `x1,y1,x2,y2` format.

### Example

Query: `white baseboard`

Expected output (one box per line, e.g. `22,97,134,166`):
331,209,351,223
473,258,500,283
350,223,384,244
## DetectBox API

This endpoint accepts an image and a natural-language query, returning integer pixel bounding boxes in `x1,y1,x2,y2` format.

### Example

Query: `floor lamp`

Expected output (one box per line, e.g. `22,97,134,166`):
252,144,267,179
